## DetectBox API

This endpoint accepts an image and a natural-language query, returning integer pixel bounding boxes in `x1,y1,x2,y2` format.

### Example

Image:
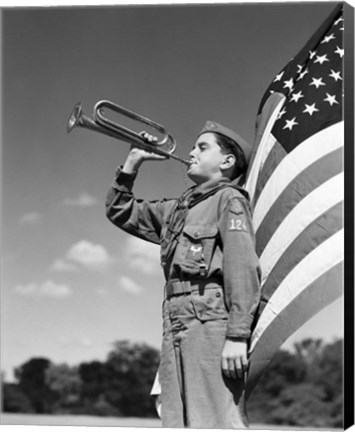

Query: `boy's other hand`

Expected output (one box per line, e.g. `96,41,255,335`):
221,338,248,379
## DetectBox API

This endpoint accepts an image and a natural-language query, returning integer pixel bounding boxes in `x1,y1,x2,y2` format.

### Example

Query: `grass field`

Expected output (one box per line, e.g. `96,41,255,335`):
0,413,162,427
0,413,339,430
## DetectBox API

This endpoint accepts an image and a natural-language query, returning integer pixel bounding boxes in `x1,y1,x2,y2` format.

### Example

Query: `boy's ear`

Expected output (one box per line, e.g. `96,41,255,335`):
220,154,236,171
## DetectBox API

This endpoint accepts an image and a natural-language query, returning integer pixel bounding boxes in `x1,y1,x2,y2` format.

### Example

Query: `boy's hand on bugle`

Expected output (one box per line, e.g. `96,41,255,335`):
122,131,168,173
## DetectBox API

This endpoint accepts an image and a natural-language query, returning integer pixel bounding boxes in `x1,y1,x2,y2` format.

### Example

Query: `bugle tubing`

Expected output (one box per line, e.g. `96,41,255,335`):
67,100,190,166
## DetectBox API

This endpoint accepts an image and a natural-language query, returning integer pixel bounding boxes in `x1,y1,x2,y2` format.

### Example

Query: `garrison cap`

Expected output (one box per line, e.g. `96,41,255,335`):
198,120,252,164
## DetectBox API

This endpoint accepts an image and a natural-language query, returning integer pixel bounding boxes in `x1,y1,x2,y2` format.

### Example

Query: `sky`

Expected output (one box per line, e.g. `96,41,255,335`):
1,1,345,382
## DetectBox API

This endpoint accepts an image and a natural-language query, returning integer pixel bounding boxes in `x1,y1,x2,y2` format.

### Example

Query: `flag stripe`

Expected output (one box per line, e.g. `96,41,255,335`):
246,261,343,398
253,122,344,230
260,200,343,305
250,229,343,350
252,140,287,209
259,172,343,285
256,146,343,256
245,94,286,200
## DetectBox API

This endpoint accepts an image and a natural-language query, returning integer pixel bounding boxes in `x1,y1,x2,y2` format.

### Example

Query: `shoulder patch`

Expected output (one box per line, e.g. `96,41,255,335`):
229,197,245,216
228,198,249,232
228,216,248,232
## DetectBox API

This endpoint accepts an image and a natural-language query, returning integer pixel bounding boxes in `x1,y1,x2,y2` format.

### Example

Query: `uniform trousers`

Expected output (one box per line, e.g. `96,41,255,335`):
159,285,248,429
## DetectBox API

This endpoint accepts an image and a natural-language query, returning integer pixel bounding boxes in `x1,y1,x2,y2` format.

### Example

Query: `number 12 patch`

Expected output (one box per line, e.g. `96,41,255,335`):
229,217,248,232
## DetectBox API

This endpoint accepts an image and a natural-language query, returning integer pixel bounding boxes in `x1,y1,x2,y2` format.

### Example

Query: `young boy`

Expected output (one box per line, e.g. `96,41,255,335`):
105,121,261,428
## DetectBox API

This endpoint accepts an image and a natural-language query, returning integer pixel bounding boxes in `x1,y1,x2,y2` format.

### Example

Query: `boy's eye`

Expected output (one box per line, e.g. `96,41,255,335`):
191,142,208,152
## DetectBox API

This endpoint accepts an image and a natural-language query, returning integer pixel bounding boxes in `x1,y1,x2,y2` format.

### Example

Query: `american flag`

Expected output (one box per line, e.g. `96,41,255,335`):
244,3,344,397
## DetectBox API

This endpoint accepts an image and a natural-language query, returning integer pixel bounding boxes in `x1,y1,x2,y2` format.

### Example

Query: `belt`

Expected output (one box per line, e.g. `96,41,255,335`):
165,278,222,299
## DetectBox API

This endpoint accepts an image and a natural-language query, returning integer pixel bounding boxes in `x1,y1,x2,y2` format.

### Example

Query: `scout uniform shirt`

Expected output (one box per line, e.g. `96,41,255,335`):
106,167,261,340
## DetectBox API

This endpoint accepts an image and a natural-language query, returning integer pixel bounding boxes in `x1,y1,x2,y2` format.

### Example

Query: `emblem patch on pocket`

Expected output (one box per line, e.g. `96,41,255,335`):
186,245,203,260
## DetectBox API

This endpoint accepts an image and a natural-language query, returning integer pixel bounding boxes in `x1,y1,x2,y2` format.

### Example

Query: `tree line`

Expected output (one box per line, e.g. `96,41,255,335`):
1,338,342,428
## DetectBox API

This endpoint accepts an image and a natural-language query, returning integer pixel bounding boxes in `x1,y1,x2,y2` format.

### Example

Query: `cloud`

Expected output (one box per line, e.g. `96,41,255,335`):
50,259,78,272
58,336,94,348
15,283,37,295
15,280,72,298
18,212,42,225
119,276,142,294
63,193,98,207
65,240,113,270
80,337,93,347
50,240,113,273
125,237,161,274
40,281,72,298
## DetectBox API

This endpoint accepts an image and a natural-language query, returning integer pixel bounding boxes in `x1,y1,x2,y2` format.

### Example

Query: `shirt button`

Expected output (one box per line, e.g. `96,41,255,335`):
216,292,221,298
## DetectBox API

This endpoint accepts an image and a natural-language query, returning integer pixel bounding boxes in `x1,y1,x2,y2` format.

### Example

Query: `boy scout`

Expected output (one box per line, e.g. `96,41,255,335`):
105,121,261,428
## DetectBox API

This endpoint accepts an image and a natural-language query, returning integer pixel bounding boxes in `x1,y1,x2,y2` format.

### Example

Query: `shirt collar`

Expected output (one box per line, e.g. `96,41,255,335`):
189,176,232,205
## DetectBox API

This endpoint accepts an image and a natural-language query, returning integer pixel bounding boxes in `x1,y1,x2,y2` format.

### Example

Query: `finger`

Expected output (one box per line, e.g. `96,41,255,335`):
221,358,230,378
228,359,237,379
151,136,159,144
242,358,249,373
142,132,152,142
235,358,243,379
238,357,248,379
145,134,156,144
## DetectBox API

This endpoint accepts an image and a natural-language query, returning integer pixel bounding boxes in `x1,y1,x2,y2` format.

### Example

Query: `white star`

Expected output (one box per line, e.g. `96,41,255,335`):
309,50,317,59
314,54,330,65
329,69,342,82
277,107,287,119
321,33,336,44
274,71,284,82
324,93,339,106
297,64,304,73
283,78,294,92
335,46,344,58
335,17,343,25
297,68,309,81
283,117,298,131
310,77,326,89
290,91,304,103
303,103,319,116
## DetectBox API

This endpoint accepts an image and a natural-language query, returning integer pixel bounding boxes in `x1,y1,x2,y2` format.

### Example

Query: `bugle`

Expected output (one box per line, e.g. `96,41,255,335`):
67,100,189,166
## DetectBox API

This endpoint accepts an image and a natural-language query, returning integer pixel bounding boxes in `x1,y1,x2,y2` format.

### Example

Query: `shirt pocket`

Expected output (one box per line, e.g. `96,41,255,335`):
191,287,228,322
175,224,218,277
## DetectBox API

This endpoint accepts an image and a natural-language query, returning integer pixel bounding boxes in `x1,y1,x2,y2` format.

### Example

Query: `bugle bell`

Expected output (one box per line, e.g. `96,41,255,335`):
67,100,189,166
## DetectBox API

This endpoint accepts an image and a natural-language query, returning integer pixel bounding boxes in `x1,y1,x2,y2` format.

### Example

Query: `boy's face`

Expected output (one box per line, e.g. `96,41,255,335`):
187,133,227,185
